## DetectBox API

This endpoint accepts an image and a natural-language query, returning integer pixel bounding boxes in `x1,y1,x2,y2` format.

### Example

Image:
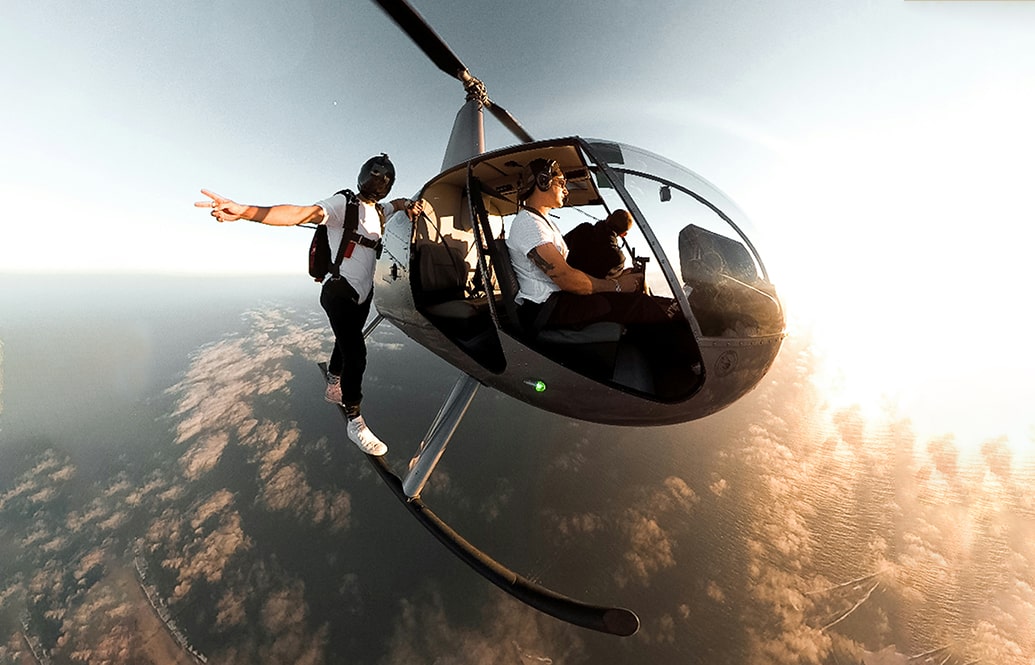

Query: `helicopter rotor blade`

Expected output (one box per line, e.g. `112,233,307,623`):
373,0,468,81
486,100,535,144
374,0,535,144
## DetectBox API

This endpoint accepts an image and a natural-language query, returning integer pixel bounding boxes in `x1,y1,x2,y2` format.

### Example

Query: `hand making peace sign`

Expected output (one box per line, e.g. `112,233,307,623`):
194,189,247,222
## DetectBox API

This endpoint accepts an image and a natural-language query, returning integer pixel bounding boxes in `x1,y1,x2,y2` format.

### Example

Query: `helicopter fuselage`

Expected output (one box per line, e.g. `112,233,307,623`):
374,137,784,426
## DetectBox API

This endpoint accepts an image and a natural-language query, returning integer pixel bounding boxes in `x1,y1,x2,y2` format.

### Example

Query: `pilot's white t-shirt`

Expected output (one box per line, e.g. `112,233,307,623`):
506,208,568,305
315,193,392,303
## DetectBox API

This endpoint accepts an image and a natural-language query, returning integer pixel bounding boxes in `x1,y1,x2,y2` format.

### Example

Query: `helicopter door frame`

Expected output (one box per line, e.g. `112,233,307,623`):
466,168,500,325
578,139,701,338
466,168,522,337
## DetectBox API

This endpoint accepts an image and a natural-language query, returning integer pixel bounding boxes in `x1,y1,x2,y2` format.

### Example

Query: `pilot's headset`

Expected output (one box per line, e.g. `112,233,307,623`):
357,153,396,201
519,158,563,200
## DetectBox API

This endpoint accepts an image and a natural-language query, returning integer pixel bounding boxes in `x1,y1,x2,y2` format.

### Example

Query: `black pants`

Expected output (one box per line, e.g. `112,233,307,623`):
521,291,695,393
320,278,372,408
522,291,674,331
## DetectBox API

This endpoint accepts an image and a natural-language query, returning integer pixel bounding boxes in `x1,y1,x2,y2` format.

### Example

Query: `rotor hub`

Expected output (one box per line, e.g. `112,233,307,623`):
460,71,489,106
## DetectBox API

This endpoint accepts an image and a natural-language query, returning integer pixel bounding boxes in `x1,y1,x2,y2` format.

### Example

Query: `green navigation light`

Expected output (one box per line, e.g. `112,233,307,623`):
524,379,547,393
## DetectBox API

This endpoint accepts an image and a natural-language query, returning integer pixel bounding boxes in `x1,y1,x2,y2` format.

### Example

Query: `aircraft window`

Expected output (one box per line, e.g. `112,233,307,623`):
485,213,505,249
611,169,782,338
583,141,765,273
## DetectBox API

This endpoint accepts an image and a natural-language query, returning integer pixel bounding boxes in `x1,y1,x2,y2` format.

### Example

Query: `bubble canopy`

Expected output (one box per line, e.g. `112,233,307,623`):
376,136,784,425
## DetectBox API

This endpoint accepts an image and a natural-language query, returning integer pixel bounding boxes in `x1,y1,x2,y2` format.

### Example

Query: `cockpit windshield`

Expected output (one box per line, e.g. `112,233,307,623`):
581,139,783,339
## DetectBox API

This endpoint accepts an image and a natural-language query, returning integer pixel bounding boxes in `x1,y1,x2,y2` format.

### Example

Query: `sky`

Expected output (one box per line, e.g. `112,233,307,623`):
3,0,1034,447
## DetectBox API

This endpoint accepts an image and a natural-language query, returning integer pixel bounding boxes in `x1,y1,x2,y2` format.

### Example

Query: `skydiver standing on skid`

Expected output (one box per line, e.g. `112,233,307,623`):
196,154,422,456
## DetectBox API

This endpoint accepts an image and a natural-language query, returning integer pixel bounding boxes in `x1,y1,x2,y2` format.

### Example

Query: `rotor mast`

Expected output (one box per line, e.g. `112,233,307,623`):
442,72,488,170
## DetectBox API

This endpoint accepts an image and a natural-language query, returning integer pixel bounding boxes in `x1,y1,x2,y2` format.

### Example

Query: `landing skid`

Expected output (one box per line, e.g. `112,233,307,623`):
317,360,640,636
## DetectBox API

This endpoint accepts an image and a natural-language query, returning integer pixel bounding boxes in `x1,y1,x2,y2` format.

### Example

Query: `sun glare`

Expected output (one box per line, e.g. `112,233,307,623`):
760,79,1035,459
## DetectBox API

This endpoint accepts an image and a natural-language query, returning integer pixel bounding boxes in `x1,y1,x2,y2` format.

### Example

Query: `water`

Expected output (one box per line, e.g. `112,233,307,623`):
0,275,1032,664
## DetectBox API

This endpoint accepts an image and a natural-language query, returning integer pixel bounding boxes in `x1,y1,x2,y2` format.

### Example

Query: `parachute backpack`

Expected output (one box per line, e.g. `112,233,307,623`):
308,189,355,282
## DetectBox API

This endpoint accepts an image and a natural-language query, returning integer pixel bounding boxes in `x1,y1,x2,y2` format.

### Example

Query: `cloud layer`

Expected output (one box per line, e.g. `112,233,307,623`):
1,306,1032,664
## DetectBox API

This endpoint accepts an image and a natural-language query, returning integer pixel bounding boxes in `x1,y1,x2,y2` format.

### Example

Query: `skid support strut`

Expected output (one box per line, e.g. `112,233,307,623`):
402,373,479,498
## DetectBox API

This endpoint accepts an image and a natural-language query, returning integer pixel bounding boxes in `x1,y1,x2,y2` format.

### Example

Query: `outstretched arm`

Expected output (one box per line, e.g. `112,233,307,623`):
530,243,642,295
195,189,325,226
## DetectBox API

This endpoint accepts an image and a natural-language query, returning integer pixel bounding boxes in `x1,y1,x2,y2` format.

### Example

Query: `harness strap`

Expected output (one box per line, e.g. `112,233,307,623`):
343,232,382,251
328,190,386,277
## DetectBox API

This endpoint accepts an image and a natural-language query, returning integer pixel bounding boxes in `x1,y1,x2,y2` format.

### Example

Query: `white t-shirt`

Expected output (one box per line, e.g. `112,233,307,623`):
506,208,568,305
315,193,392,303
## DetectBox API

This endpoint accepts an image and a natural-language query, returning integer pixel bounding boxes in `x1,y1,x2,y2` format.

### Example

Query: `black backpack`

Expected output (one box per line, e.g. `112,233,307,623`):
308,190,360,282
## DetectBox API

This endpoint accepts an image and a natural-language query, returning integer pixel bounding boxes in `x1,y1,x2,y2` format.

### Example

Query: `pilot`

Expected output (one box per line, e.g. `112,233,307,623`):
196,154,422,456
506,158,674,333
563,209,633,280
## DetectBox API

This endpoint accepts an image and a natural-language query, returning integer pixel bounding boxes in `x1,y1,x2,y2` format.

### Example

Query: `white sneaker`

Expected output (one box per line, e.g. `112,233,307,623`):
346,416,388,456
324,377,342,404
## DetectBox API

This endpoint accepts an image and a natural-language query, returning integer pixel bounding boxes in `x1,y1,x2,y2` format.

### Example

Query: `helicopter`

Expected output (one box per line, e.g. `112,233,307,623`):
320,0,785,637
